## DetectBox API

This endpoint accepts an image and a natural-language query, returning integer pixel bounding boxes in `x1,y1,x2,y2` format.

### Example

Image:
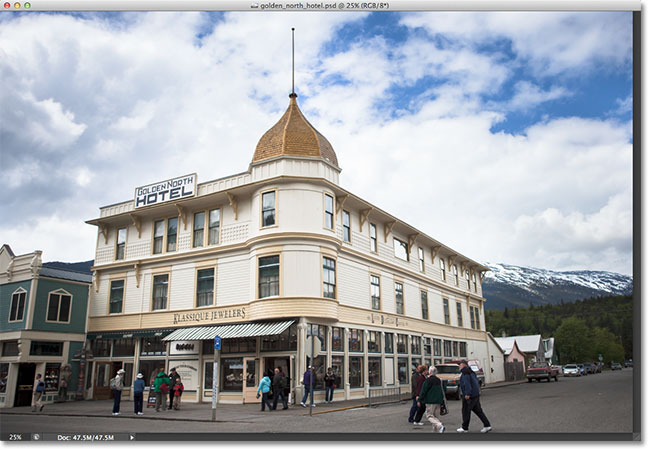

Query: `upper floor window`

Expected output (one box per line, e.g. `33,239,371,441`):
440,258,446,281
453,264,459,285
9,289,26,322
166,217,178,252
470,306,481,330
197,269,214,307
385,333,394,353
152,274,169,310
193,212,205,248
259,255,279,298
116,228,126,260
456,302,463,327
420,290,428,320
369,223,377,252
109,280,124,314
194,209,221,248
443,298,450,325
324,194,334,229
342,210,351,242
153,220,164,254
370,275,380,310
395,282,404,315
262,191,276,227
472,273,478,291
418,247,425,272
396,334,407,354
433,338,442,356
47,290,72,323
323,257,336,299
394,238,409,262
411,336,421,355
465,270,471,290
208,209,220,245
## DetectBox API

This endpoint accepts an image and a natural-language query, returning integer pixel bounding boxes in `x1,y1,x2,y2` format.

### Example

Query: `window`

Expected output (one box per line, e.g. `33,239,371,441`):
472,273,478,291
397,334,407,354
196,268,214,307
262,191,276,227
193,212,204,248
261,324,297,351
348,329,363,353
395,282,404,315
460,342,467,358
91,339,111,357
367,331,381,353
305,355,326,390
9,289,26,322
2,341,18,357
411,336,421,355
222,337,257,353
141,336,166,356
370,223,377,252
433,339,442,356
370,275,380,310
324,194,334,229
452,341,459,357
443,340,452,357
368,357,381,387
166,217,178,252
466,270,471,290
331,355,344,388
385,333,394,353
440,258,446,281
323,257,336,299
394,237,409,261
258,256,279,298
342,210,351,242
116,228,126,260
109,280,124,314
474,306,481,330
456,302,463,327
332,327,344,352
30,341,63,356
0,363,8,392
420,290,428,320
411,357,422,372
424,338,431,356
470,306,480,329
443,298,450,325
113,338,136,357
221,358,244,392
208,209,220,245
307,324,327,352
153,220,164,254
152,274,169,310
418,247,424,271
453,264,459,285
398,357,408,384
349,356,363,388
46,290,72,322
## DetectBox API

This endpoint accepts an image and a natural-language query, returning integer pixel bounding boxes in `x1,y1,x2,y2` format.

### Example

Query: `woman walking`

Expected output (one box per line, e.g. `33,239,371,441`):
257,371,273,411
417,366,446,433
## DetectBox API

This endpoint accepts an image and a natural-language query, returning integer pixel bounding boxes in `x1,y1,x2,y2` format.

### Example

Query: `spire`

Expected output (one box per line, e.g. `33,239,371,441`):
290,27,297,99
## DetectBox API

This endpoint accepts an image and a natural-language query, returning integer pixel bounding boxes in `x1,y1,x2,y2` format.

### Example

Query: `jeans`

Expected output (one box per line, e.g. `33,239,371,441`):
301,386,313,404
169,390,174,409
133,392,143,414
461,396,490,430
413,401,426,423
112,390,122,413
325,386,334,402
408,397,418,422
273,390,287,409
260,392,272,411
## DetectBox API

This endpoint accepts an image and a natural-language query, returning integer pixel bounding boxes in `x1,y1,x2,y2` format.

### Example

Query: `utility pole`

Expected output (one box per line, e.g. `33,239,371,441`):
212,336,221,422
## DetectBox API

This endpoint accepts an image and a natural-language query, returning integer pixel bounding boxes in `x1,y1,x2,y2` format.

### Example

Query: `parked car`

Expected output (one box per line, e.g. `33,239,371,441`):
577,364,588,376
611,362,623,370
563,364,581,377
526,361,559,382
435,364,462,399
624,359,633,368
448,359,485,387
583,363,596,374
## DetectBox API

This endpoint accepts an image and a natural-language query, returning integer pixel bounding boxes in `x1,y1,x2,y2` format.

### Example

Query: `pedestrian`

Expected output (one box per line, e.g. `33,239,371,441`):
111,368,125,415
412,366,429,425
324,367,336,404
133,373,145,415
173,376,184,410
416,366,446,433
257,370,273,411
408,365,425,423
300,366,316,407
168,367,179,410
272,367,288,410
457,360,492,433
32,373,45,412
153,369,170,412
280,367,290,403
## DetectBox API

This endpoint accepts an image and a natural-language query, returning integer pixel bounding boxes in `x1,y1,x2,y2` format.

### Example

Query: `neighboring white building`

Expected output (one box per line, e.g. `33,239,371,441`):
543,337,556,364
485,332,506,384
85,91,491,404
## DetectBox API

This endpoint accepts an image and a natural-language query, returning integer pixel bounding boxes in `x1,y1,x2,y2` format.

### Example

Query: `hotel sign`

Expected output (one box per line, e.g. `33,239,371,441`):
134,174,197,208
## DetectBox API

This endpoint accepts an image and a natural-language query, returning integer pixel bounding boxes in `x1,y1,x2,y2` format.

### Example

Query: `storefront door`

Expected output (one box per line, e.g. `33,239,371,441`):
263,357,291,398
242,357,259,403
14,363,36,407
93,362,121,400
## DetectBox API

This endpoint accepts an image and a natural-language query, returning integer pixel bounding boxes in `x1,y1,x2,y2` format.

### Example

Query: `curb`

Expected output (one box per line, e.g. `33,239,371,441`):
0,411,254,423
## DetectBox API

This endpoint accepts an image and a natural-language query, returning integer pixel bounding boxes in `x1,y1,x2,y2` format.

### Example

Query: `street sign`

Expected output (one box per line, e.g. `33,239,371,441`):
305,336,322,356
214,336,221,351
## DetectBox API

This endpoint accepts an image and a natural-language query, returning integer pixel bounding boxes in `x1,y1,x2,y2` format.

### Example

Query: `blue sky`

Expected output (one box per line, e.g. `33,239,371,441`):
0,10,634,274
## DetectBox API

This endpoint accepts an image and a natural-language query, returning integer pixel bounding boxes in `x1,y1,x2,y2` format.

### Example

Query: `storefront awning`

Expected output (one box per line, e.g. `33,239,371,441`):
87,329,175,340
162,320,294,342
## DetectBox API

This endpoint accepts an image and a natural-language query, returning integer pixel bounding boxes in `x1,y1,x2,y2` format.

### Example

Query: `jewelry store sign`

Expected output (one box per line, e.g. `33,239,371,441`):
172,307,247,325
134,173,197,208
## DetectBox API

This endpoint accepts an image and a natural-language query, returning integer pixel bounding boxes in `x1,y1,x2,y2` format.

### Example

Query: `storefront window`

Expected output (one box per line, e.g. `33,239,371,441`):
459,342,467,358
141,337,167,356
398,358,408,384
348,329,363,353
202,340,214,355
331,355,344,388
113,338,135,357
44,363,60,391
349,356,363,388
331,327,343,352
261,324,297,351
30,341,63,356
412,357,421,371
424,338,432,356
0,363,8,393
452,341,459,357
138,360,165,387
433,339,442,356
221,358,244,392
204,362,213,390
91,339,111,357
397,334,407,354
443,340,452,357
385,333,394,354
368,357,381,387
222,337,257,354
122,362,133,387
367,331,381,353
2,341,18,357
307,324,327,352
305,355,326,390
411,336,421,355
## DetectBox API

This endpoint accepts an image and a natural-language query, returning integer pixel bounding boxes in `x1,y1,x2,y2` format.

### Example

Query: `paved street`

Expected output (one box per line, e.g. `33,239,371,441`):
0,369,633,437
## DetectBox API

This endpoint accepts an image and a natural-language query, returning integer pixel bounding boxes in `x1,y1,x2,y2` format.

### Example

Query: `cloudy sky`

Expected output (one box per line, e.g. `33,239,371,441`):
0,11,633,274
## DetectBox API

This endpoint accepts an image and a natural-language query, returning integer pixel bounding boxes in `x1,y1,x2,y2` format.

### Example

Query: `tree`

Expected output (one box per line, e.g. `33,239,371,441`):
590,327,624,364
555,317,592,363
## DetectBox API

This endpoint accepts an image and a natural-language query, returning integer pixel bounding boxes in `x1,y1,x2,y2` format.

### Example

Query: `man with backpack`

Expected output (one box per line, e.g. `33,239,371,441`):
111,368,125,415
152,369,170,412
272,367,288,410
32,373,45,412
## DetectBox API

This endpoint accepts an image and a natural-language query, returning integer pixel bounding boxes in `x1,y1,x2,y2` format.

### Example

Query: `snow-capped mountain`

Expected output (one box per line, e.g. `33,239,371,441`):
482,262,633,310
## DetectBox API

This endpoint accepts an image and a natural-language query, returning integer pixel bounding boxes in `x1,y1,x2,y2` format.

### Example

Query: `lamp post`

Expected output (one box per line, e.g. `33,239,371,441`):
73,341,93,401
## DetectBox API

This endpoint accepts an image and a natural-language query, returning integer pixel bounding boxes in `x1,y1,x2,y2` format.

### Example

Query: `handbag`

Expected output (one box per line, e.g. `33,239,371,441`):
440,381,449,416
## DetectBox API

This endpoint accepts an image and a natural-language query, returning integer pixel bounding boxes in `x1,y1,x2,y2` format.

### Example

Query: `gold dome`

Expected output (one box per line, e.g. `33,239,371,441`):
252,94,339,167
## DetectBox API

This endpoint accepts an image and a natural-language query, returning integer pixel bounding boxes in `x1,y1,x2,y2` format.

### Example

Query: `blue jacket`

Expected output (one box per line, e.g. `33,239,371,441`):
459,366,481,398
303,370,312,386
257,376,271,394
133,378,145,394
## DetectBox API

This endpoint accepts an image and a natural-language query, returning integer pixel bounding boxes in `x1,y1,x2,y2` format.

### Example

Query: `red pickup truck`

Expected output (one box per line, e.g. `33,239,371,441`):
526,361,559,382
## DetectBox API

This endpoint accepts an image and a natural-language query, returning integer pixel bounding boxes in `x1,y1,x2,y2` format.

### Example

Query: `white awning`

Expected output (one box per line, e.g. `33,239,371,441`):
162,320,294,341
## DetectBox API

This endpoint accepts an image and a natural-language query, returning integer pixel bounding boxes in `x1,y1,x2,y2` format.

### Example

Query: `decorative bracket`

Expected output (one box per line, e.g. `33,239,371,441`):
134,261,142,288
407,234,419,255
93,271,100,293
336,194,349,214
448,254,457,269
175,204,188,230
359,208,373,232
129,214,142,238
430,246,441,264
384,221,396,243
6,259,14,282
98,223,110,245
479,270,487,281
227,192,238,220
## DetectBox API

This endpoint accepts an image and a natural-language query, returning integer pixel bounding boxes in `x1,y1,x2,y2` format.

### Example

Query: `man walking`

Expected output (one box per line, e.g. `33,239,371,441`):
300,366,316,407
111,368,125,415
32,373,45,412
457,360,492,433
416,367,446,433
272,367,288,410
408,365,425,423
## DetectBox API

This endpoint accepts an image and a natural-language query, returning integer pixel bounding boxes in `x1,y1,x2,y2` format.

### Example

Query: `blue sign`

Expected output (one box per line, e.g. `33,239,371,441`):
214,336,221,351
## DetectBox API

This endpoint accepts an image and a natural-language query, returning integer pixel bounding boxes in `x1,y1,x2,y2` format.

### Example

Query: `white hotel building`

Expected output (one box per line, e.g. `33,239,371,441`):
85,92,492,404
